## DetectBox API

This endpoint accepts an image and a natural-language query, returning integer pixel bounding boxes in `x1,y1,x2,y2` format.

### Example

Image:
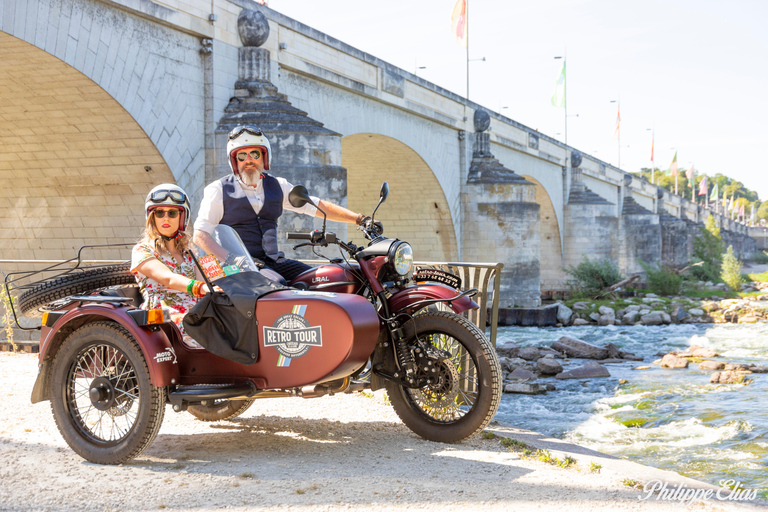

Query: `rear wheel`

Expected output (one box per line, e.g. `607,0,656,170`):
187,399,255,422
385,312,501,443
50,322,165,464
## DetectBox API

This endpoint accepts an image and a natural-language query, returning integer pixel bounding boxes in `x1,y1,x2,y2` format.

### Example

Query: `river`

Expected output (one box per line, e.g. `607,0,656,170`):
493,322,768,493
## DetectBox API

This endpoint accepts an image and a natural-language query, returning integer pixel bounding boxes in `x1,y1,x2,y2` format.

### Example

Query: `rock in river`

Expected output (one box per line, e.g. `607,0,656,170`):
551,336,609,360
660,354,689,369
555,361,611,380
536,357,563,375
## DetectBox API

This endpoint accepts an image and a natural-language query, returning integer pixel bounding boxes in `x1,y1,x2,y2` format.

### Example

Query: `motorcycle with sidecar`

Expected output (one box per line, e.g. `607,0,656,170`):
9,183,501,465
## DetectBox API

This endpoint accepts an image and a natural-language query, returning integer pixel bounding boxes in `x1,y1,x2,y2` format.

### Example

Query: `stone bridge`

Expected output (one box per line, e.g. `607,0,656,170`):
0,0,756,307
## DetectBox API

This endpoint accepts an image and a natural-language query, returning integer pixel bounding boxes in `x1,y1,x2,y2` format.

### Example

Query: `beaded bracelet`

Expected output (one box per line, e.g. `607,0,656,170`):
186,279,196,295
193,281,205,298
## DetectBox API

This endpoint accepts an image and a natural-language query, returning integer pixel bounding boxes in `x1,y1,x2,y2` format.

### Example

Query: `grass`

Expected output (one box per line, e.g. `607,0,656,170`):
622,478,642,489
589,461,602,474
482,431,496,439
239,472,254,479
748,271,768,282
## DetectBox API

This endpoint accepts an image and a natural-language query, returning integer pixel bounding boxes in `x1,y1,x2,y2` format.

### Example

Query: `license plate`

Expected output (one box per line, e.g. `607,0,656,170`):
413,268,462,290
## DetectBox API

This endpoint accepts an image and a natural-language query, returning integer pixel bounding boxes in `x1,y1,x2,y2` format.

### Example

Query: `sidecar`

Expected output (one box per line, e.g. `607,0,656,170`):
9,226,379,465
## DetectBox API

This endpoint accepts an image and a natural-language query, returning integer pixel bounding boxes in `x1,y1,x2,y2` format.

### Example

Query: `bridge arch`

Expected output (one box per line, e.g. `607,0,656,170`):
342,134,458,261
520,174,566,293
0,31,175,264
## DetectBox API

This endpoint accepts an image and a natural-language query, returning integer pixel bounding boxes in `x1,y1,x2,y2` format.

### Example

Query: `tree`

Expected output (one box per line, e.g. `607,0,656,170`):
721,245,743,291
690,215,725,282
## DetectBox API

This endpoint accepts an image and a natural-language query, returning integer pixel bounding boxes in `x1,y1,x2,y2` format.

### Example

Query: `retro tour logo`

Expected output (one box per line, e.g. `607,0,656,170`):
263,305,322,365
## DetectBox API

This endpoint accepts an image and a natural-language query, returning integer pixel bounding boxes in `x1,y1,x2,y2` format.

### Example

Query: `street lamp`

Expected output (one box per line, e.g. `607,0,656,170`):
647,128,655,184
610,99,620,168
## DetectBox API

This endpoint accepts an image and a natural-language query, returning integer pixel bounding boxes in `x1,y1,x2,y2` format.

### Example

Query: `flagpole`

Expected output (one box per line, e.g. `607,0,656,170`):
564,53,567,147
466,0,469,100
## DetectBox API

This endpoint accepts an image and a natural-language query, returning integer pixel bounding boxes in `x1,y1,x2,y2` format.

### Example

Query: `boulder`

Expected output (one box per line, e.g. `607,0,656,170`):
556,303,574,325
641,311,665,325
645,293,659,298
688,308,705,316
661,312,672,324
598,306,615,316
660,354,689,369
508,367,537,381
710,371,747,384
551,336,609,360
518,346,542,361
572,302,588,311
625,305,642,312
642,297,664,304
555,361,611,380
496,341,521,358
699,360,725,370
606,343,622,359
536,357,563,375
749,365,768,373
633,366,652,370
672,307,689,323
738,315,759,324
639,309,651,316
598,313,615,326
622,311,640,325
724,363,751,372
691,347,719,358
504,382,547,395
589,312,601,322
572,318,590,326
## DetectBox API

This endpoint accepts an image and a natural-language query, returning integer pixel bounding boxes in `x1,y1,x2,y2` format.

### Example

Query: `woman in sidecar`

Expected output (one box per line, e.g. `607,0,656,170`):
130,184,212,349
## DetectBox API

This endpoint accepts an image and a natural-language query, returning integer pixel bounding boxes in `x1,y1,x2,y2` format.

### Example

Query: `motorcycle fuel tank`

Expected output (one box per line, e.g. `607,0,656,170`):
291,263,362,294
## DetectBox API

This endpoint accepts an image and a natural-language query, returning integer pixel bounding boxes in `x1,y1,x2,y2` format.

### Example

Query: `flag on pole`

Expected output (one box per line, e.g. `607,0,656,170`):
729,193,734,211
614,106,621,137
710,182,719,202
551,61,565,107
686,164,694,180
698,176,708,196
722,189,727,208
739,203,745,219
650,134,654,162
669,152,678,176
450,0,467,47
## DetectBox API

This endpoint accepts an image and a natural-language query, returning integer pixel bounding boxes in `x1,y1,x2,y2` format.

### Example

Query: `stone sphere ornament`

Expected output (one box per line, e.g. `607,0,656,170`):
238,9,270,47
473,109,491,133
570,150,582,168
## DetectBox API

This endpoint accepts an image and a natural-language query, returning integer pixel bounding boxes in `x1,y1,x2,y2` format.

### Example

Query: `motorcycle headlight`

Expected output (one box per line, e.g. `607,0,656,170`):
389,242,414,276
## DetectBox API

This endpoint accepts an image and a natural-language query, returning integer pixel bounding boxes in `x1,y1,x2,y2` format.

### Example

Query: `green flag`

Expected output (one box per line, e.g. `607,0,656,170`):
710,182,719,201
551,61,565,107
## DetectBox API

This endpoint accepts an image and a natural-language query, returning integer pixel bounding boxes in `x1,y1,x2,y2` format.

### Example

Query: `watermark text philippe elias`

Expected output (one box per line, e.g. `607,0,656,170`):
638,479,758,505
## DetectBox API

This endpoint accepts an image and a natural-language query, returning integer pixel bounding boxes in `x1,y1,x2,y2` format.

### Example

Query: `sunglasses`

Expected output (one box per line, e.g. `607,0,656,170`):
153,209,181,219
236,150,262,161
149,189,186,204
228,126,263,140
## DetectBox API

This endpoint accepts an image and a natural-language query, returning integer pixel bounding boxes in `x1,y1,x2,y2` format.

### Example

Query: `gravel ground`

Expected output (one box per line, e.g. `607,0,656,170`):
1,351,765,512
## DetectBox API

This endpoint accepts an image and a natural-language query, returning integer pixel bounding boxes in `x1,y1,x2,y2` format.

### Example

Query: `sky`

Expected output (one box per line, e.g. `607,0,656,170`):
267,0,768,201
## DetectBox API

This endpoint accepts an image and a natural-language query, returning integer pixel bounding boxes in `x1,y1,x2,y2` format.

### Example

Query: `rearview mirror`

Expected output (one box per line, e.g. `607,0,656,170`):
288,185,314,208
380,182,389,202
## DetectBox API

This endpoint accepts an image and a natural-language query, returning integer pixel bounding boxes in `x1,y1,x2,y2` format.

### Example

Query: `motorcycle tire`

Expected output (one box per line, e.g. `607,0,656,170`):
50,321,165,465
18,264,135,318
187,399,256,422
385,311,502,443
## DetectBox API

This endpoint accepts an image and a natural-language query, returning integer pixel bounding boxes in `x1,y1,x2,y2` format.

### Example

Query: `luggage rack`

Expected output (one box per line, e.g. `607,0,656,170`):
0,243,132,330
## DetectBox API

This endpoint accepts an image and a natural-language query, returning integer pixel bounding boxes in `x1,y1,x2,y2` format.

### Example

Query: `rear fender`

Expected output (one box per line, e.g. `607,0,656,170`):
387,283,478,317
32,307,179,404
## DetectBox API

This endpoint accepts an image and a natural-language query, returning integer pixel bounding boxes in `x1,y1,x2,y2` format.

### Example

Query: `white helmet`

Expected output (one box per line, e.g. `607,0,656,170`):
145,183,191,231
227,125,271,173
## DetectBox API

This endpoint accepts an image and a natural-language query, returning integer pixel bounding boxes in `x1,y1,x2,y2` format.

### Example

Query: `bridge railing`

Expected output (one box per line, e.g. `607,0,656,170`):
300,259,503,347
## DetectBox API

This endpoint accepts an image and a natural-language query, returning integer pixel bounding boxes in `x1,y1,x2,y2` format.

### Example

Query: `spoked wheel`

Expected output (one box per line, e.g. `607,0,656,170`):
187,399,255,422
385,311,501,443
50,322,165,464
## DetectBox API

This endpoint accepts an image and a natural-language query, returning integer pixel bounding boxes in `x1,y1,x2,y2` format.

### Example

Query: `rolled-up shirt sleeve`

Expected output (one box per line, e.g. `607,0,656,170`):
193,181,225,234
278,178,319,216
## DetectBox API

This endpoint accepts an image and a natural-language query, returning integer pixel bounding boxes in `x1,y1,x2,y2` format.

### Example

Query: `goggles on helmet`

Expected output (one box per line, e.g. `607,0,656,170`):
149,189,187,204
228,126,263,140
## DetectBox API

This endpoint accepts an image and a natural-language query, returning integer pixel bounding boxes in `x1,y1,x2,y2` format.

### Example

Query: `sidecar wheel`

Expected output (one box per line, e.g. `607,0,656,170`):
385,312,501,443
187,399,255,422
50,321,165,464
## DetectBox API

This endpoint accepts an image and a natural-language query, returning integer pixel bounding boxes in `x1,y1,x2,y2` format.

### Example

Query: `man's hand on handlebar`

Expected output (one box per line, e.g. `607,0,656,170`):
358,216,384,235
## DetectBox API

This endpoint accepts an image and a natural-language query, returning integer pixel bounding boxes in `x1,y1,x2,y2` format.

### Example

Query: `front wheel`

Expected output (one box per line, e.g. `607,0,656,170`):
385,311,502,443
50,322,165,464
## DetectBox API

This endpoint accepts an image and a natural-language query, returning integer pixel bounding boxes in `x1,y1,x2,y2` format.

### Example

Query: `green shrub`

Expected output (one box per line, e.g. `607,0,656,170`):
749,251,768,264
564,258,623,298
721,245,743,291
638,261,682,296
689,215,725,282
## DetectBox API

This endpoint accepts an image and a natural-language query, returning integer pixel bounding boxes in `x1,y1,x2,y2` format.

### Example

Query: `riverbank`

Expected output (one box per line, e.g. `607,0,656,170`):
1,352,763,511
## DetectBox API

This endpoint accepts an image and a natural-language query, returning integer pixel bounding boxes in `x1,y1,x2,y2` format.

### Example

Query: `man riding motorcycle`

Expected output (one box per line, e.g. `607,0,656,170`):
193,125,373,282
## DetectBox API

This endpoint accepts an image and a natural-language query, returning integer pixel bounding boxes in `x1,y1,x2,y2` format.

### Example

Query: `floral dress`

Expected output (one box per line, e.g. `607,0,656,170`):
131,242,199,344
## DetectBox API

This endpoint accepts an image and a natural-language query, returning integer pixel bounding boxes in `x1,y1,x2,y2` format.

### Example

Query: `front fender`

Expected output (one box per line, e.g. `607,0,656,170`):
387,283,478,317
32,305,179,404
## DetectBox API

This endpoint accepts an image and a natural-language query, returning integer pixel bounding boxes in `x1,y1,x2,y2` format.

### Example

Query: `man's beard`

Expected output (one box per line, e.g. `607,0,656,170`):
239,167,260,186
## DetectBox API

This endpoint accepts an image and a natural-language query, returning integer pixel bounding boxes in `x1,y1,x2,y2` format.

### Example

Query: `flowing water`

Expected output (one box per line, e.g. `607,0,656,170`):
493,322,768,493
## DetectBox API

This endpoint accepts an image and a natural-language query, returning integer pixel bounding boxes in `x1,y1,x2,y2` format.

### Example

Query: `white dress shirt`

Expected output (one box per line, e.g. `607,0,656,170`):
194,175,320,235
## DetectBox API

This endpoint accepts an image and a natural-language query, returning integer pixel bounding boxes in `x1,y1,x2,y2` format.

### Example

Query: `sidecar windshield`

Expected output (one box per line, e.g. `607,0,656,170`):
192,225,259,281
